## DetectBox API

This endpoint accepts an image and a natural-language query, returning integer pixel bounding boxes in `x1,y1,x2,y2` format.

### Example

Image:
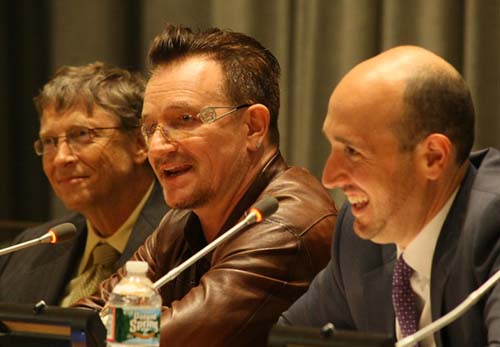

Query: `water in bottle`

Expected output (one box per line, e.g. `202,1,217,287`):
106,261,161,347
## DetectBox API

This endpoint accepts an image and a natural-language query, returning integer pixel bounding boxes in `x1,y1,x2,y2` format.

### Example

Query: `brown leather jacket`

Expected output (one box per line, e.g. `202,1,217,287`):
77,152,336,346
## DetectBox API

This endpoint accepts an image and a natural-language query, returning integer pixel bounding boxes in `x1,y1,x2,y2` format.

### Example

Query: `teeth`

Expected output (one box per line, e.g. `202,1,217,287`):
347,196,368,205
163,166,189,177
163,166,180,171
160,163,188,172
167,171,182,177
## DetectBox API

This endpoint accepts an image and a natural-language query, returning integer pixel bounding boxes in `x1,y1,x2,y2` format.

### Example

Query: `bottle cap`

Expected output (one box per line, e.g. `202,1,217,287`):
125,261,148,274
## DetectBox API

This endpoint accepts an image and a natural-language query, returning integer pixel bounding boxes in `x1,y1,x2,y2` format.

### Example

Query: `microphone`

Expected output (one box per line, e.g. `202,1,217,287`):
0,223,77,257
395,268,500,347
153,196,279,290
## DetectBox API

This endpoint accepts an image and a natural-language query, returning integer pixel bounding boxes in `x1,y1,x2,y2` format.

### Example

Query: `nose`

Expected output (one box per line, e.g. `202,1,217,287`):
148,125,179,147
147,129,179,161
51,139,77,166
322,149,349,189
149,124,180,145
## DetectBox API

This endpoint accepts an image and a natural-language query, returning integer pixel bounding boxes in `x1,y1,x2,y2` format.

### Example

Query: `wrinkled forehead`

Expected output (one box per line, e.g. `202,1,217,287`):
39,103,118,133
337,69,404,115
41,100,89,118
146,57,226,94
143,59,229,120
323,73,406,145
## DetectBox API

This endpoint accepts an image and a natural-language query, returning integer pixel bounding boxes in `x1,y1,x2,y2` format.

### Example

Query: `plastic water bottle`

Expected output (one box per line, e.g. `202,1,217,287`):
106,261,161,347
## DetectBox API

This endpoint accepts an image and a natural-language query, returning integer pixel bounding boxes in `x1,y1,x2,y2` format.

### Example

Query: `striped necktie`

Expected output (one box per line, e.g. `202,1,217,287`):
64,242,120,305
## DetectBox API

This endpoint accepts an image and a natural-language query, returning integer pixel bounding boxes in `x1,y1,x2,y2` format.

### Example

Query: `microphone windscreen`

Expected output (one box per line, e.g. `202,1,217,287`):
252,196,279,219
48,223,77,243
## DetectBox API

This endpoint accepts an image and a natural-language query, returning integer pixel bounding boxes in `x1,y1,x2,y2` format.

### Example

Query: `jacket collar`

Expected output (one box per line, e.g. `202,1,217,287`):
181,151,286,265
360,243,396,333
429,161,477,345
218,150,286,237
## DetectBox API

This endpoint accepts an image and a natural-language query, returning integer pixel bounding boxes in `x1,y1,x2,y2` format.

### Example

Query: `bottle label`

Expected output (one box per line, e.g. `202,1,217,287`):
107,306,161,344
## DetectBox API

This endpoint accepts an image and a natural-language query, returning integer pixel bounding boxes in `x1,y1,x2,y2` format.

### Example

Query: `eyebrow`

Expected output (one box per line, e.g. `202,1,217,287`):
332,135,365,151
39,124,92,137
321,126,352,145
333,135,352,145
142,103,199,121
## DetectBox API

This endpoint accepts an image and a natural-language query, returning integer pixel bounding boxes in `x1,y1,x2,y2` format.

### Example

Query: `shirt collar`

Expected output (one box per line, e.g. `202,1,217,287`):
78,181,154,273
399,187,459,280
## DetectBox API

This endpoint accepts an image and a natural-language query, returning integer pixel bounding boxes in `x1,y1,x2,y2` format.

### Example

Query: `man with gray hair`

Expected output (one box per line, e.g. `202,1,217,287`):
0,62,167,306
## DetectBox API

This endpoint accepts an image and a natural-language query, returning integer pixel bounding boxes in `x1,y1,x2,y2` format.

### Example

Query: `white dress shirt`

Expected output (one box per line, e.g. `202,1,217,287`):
396,189,458,347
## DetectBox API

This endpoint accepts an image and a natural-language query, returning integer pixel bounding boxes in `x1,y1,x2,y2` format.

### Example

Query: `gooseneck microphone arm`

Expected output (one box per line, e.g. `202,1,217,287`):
0,236,52,256
153,196,279,290
0,223,77,257
396,267,500,347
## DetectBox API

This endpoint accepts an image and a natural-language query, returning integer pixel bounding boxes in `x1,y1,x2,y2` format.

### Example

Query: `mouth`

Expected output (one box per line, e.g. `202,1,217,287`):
160,163,192,178
57,176,88,184
345,194,369,215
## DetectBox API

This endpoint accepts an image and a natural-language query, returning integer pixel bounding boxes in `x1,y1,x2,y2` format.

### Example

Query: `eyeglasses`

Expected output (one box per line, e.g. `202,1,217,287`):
34,126,122,156
141,104,251,145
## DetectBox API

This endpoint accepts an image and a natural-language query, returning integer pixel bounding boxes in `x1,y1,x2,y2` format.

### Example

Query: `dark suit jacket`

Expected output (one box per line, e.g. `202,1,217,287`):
280,148,500,347
0,181,167,305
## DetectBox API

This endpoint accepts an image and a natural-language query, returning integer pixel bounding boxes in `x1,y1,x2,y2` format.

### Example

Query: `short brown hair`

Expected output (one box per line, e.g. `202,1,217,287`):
400,68,475,164
148,24,281,145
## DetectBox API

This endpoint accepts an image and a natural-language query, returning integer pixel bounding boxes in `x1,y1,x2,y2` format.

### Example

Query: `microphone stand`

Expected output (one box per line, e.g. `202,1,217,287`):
153,211,259,290
396,268,500,347
0,234,53,256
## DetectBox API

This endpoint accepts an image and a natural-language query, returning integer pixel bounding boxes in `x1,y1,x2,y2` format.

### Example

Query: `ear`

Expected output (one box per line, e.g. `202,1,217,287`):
244,104,270,152
416,133,452,180
130,130,149,165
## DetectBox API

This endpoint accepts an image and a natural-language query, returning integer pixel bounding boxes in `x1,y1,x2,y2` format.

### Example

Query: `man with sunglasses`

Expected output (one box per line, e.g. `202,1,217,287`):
0,62,167,306
76,25,336,346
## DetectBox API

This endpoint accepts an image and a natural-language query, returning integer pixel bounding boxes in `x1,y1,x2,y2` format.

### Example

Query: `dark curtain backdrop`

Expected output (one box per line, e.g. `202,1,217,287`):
0,1,51,226
1,0,499,229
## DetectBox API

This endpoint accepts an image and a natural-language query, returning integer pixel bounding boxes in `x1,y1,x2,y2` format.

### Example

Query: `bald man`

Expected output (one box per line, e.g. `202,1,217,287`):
280,46,500,347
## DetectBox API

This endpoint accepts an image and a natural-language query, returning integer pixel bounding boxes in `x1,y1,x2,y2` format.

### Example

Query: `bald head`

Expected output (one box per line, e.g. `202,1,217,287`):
351,45,458,81
332,45,475,164
322,46,474,246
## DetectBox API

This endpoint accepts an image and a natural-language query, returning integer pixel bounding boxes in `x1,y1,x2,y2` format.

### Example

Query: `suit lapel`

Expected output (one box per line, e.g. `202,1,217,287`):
360,244,396,334
41,182,166,303
35,216,87,304
119,181,167,267
430,166,475,346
